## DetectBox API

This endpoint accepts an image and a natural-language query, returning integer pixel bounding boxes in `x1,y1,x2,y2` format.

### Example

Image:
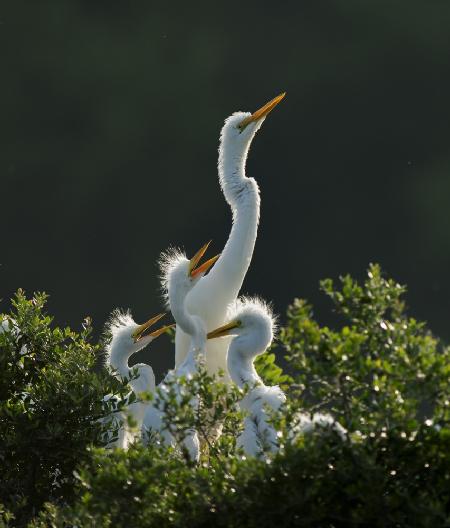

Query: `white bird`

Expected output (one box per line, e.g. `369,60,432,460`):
0,316,28,356
207,297,285,458
290,412,347,440
142,243,219,461
1,318,10,332
176,93,286,379
102,310,172,449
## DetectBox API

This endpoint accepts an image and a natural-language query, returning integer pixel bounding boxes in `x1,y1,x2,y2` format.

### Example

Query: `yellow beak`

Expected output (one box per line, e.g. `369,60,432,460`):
188,241,220,278
207,320,241,340
132,313,174,342
238,92,286,131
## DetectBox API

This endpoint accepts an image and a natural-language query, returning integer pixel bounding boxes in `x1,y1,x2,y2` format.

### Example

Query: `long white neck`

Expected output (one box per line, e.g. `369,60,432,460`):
109,345,131,380
194,141,260,311
170,285,206,358
175,123,262,374
227,343,262,389
218,135,256,208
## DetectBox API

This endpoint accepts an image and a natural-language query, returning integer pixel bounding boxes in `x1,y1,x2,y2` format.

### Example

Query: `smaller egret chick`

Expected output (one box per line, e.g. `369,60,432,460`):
1,317,12,333
290,412,347,440
0,316,28,356
142,242,219,461
207,297,285,458
102,311,173,449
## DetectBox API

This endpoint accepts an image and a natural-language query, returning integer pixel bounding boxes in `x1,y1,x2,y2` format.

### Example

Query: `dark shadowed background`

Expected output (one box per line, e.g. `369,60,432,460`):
2,1,450,379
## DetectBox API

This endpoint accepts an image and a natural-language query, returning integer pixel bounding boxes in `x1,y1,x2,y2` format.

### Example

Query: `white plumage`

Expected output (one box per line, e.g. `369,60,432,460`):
290,412,347,441
101,310,168,449
0,316,28,356
142,245,217,461
175,94,286,380
207,296,285,457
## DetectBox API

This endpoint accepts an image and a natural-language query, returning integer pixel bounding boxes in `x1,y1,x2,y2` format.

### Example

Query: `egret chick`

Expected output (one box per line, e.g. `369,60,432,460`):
291,412,347,441
207,297,285,458
142,243,219,461
102,311,172,449
0,316,28,356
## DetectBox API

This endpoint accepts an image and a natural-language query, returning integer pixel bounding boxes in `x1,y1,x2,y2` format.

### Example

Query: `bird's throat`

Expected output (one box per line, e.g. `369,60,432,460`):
228,351,261,389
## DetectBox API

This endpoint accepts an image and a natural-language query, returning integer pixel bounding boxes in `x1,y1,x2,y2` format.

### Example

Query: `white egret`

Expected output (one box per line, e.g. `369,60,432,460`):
207,297,285,458
176,93,286,378
102,310,172,449
0,316,27,356
142,242,219,461
290,412,347,440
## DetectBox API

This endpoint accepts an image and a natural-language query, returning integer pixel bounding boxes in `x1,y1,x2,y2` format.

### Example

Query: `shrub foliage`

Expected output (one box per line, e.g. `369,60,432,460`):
1,265,449,527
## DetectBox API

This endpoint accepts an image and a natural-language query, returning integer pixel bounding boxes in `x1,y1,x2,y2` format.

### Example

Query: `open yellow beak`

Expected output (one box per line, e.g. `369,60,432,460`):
207,320,241,340
188,241,220,278
238,92,286,131
132,313,175,342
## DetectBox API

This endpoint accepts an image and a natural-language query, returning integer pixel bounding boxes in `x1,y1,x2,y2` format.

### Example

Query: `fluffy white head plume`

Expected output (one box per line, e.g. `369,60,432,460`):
103,309,135,340
101,308,137,368
227,296,278,338
102,309,158,389
158,247,189,308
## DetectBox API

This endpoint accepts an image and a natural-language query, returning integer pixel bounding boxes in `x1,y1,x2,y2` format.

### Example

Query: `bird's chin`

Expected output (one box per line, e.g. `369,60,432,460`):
133,335,153,351
240,118,265,143
223,112,263,143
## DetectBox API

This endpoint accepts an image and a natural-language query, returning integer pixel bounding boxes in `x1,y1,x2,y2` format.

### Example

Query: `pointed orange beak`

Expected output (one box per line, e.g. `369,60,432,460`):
238,92,286,131
132,313,175,342
207,319,241,339
146,323,176,339
188,241,220,278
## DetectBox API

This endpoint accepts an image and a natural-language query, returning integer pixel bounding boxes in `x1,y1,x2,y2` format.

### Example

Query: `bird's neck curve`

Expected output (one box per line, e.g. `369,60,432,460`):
227,343,262,389
218,138,253,208
109,345,131,380
197,139,260,307
170,287,206,356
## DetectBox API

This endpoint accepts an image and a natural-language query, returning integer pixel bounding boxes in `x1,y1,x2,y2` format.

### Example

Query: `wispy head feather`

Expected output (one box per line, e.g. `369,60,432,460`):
158,247,188,308
104,308,135,335
227,296,278,338
100,308,136,367
102,308,134,344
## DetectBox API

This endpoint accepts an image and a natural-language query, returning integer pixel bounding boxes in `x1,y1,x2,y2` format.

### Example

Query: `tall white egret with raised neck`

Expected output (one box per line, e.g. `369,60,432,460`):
142,242,219,461
176,93,286,378
207,297,285,457
102,311,172,449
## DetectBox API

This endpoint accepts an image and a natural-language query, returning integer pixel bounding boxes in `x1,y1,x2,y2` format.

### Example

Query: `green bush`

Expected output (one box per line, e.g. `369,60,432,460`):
1,266,449,527
0,291,129,525
282,264,449,434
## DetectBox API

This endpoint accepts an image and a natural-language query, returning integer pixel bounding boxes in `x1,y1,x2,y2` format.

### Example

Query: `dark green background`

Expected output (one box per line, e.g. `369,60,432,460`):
2,1,450,377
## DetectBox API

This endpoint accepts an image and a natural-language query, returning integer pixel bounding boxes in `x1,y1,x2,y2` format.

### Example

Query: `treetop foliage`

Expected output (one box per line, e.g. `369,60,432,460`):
1,265,449,527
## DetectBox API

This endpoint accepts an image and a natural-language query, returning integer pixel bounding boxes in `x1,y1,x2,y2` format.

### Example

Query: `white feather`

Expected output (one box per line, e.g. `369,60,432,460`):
143,253,207,462
100,310,157,449
173,101,282,379
210,297,284,458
